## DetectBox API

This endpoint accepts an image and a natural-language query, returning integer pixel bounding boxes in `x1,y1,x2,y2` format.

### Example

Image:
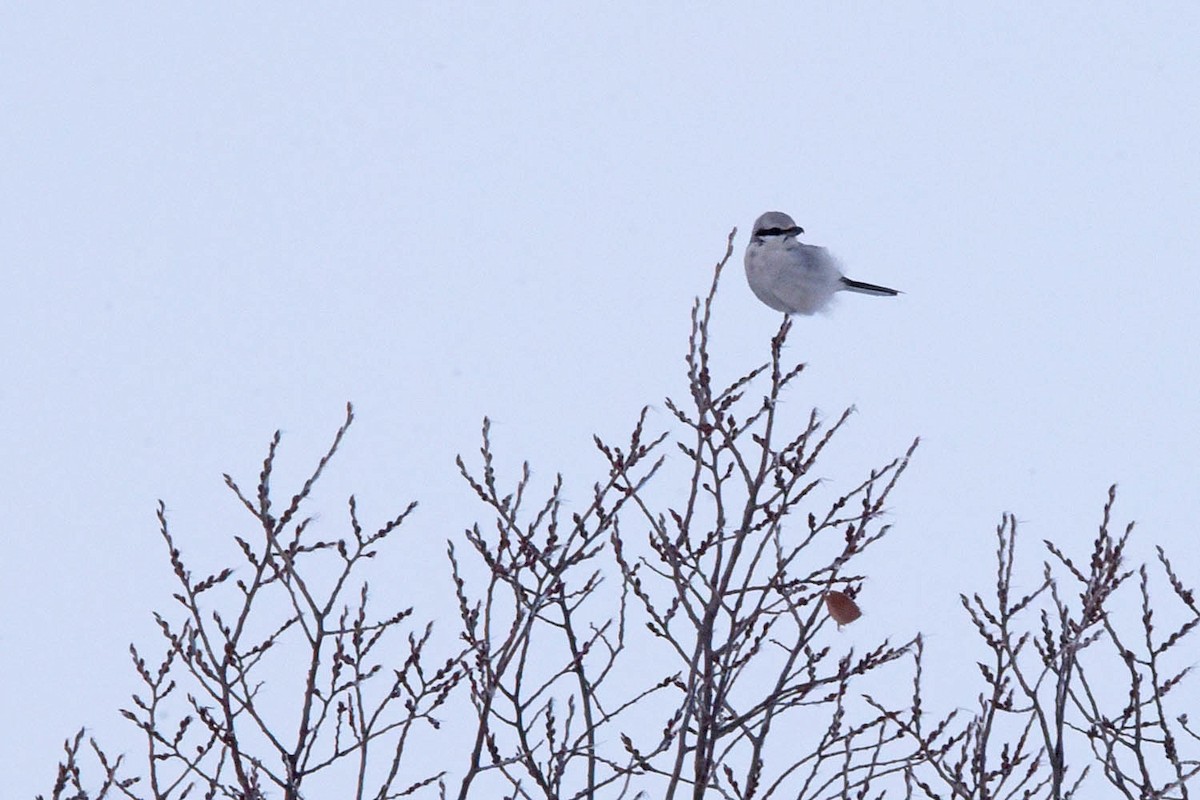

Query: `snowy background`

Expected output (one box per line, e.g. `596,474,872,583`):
3,4,1199,794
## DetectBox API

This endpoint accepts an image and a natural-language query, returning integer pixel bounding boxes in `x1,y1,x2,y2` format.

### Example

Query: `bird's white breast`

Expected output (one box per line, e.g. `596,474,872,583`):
745,239,842,315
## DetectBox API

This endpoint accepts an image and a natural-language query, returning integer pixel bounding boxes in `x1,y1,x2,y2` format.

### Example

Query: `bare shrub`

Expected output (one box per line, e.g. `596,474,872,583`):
41,234,1198,800
43,406,462,800
889,488,1200,799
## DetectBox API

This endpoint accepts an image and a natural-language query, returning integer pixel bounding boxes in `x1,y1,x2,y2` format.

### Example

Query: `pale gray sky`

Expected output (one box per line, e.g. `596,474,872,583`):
3,4,1199,794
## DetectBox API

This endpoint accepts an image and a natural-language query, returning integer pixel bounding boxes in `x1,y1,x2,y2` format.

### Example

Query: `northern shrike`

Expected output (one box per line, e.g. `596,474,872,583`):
744,211,899,315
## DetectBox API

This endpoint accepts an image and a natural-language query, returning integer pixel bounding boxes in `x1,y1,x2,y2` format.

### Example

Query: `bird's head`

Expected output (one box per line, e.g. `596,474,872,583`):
750,211,804,240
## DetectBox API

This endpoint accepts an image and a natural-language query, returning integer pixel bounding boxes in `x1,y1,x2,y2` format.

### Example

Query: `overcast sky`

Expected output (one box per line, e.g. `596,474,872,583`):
4,4,1199,795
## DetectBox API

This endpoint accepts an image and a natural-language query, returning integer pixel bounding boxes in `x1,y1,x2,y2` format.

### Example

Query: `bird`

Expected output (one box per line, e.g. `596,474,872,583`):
744,211,899,315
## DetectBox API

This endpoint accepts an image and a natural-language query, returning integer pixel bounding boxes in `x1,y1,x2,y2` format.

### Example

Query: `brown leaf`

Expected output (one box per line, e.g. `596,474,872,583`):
825,590,862,626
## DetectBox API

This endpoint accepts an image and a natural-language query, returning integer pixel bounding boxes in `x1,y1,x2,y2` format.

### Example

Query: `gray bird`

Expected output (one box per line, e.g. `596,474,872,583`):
744,211,899,315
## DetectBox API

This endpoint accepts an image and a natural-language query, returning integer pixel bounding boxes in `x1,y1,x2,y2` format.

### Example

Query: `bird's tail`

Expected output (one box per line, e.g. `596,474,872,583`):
840,277,900,296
